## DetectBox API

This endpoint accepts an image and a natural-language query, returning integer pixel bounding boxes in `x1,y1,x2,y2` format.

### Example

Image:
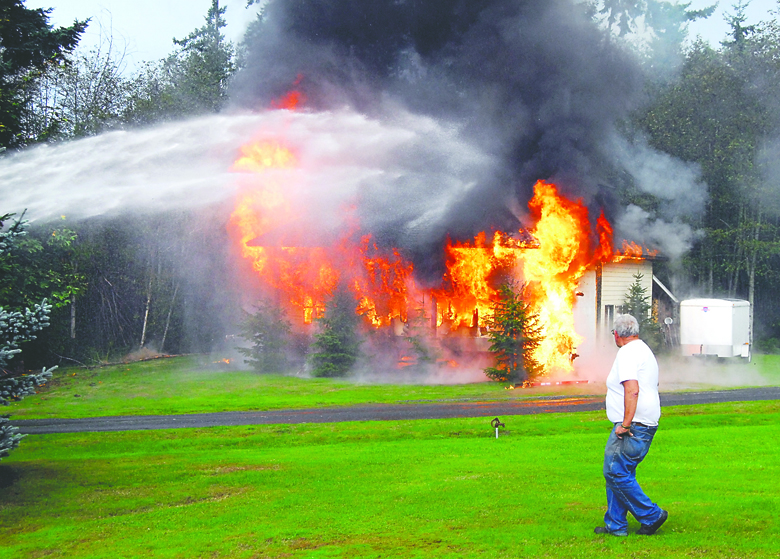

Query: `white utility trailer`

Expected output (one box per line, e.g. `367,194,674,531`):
680,298,750,359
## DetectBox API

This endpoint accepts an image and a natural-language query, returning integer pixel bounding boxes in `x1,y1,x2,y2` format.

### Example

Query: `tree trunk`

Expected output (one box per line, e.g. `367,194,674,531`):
160,281,179,354
70,293,76,339
140,274,152,348
139,252,156,348
747,209,762,346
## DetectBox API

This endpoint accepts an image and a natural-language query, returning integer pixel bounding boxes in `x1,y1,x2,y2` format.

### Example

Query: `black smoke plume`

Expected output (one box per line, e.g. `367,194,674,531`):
233,0,648,275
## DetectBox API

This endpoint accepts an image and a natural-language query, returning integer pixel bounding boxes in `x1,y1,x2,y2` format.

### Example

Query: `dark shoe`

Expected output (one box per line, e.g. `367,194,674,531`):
594,526,628,537
637,510,668,535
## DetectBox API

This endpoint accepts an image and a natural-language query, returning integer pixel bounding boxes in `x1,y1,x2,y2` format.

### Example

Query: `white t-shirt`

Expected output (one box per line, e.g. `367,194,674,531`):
605,339,661,426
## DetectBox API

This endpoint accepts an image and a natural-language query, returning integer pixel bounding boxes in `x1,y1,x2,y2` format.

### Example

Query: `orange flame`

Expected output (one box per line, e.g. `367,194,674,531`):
228,141,332,323
352,236,413,327
271,91,306,110
233,141,298,173
431,181,619,372
613,240,658,261
228,141,412,326
228,139,656,375
270,75,306,110
521,180,600,372
433,231,532,331
594,211,614,262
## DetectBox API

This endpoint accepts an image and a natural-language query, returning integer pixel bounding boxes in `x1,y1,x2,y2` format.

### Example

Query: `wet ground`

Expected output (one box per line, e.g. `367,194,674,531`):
13,387,780,434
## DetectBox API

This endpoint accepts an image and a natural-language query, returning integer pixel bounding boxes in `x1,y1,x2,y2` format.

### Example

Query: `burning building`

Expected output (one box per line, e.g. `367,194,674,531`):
0,1,711,373
212,0,704,381
227,136,660,378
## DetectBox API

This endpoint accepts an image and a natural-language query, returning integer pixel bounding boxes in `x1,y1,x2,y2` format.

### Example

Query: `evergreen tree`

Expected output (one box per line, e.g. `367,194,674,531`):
0,213,86,368
124,0,235,124
0,213,56,460
309,288,361,378
0,301,54,460
172,0,234,110
237,299,294,373
0,303,52,375
484,283,543,384
590,0,715,72
622,273,663,352
0,0,87,148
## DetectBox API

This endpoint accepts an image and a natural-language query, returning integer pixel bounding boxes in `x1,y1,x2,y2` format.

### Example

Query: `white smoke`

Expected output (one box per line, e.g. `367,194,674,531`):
606,133,707,259
608,133,707,218
616,204,702,260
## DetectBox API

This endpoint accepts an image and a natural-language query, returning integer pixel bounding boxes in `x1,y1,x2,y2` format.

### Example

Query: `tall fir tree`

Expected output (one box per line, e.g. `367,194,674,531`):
124,0,235,124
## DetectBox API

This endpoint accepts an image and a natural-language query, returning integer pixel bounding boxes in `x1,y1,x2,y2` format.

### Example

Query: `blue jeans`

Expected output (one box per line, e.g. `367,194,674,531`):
603,423,663,534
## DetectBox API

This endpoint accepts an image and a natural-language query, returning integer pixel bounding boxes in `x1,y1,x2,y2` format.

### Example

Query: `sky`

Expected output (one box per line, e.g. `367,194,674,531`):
686,0,776,42
26,0,259,71
26,0,778,72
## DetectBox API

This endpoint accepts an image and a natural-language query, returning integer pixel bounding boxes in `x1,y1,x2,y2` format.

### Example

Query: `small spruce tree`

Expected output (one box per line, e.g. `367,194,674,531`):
237,300,294,373
484,283,544,384
309,288,361,378
622,273,664,352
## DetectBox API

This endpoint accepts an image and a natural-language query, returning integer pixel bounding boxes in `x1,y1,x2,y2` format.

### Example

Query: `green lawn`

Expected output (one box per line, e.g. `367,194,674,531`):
2,401,779,558
8,353,780,420
5,355,587,419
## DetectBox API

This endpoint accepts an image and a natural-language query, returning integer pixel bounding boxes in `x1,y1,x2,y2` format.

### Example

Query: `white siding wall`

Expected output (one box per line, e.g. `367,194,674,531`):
572,260,654,375
601,261,653,311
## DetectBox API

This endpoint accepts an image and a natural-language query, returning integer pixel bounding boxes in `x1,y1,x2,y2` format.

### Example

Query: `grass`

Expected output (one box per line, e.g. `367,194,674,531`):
8,353,780,420
2,400,779,558
4,355,587,420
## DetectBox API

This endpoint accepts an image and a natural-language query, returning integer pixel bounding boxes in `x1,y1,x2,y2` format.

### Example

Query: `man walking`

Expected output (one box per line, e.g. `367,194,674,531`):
595,314,668,537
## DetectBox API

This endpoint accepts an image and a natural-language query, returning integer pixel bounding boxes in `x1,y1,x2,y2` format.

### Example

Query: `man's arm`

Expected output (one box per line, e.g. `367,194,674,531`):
615,379,639,437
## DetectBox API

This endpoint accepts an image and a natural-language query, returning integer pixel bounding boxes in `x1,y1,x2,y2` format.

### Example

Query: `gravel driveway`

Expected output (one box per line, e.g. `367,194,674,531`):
12,387,780,434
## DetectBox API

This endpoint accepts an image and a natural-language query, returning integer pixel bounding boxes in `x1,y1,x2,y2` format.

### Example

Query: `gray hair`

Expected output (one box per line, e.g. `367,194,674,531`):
614,314,640,338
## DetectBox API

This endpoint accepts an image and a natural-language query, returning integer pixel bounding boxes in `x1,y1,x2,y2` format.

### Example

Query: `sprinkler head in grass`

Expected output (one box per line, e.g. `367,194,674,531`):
491,417,505,438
